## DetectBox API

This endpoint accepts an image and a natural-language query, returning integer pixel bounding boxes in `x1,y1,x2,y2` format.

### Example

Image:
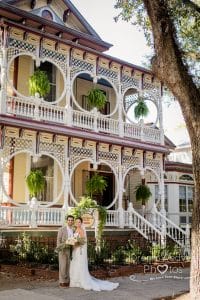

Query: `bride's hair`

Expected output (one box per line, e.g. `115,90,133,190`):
75,217,83,223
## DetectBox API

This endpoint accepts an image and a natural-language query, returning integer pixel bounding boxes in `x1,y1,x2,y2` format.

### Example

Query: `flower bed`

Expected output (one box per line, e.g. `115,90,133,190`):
0,261,190,281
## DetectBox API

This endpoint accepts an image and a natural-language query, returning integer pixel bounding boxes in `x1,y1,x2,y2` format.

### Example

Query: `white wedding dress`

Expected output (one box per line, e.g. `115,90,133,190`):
69,227,119,291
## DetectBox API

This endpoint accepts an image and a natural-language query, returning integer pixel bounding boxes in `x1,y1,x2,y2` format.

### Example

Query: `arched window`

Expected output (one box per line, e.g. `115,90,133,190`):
179,174,193,181
42,10,53,21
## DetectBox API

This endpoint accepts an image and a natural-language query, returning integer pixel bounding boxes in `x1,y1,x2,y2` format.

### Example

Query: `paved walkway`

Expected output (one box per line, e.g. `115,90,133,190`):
0,268,190,300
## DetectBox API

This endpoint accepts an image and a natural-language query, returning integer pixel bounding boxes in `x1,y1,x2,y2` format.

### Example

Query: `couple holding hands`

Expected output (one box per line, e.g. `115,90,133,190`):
56,215,119,291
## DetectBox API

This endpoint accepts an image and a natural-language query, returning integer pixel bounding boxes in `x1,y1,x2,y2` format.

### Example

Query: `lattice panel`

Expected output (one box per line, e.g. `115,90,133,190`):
2,136,34,163
69,146,94,172
124,93,138,112
98,151,118,162
70,57,94,79
39,142,65,169
97,66,118,87
41,48,67,72
145,158,161,176
122,156,141,176
121,74,139,94
8,38,36,61
143,82,160,95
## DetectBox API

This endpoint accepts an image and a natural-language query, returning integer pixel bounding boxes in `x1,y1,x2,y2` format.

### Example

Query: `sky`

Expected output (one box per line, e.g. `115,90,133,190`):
71,0,190,145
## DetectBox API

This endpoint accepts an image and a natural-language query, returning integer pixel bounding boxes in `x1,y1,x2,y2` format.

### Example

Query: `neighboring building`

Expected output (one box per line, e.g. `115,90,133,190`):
147,140,193,229
0,0,188,249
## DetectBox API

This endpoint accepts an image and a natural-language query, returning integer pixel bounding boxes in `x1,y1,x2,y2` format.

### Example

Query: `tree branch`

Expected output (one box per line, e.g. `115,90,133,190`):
143,0,200,135
182,0,200,13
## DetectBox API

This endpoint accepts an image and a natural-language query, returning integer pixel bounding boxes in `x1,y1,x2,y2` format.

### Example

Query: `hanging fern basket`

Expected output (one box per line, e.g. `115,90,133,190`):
87,88,106,110
26,169,45,198
134,97,149,120
29,69,50,98
135,184,152,205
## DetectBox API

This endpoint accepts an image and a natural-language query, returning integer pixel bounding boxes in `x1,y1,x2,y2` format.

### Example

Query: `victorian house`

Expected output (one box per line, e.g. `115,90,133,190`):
0,0,190,251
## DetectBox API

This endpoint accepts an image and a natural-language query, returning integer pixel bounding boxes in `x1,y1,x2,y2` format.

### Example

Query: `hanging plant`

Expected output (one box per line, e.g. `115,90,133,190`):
29,69,50,98
134,97,149,119
87,88,106,110
26,169,45,198
135,184,152,206
86,173,108,199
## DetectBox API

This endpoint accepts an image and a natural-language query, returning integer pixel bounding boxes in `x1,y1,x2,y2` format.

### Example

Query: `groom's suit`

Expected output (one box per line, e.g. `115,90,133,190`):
57,225,73,284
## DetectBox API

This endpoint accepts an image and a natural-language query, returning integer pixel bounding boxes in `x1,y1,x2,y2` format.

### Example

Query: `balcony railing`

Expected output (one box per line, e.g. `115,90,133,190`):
5,95,162,144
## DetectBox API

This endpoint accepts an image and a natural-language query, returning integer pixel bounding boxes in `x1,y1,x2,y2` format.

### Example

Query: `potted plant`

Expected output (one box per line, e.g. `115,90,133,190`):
87,88,106,110
26,169,46,204
29,69,50,98
134,96,149,120
135,183,152,215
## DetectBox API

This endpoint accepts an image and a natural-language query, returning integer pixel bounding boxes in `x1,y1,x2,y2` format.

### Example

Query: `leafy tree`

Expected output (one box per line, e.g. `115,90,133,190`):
114,0,200,297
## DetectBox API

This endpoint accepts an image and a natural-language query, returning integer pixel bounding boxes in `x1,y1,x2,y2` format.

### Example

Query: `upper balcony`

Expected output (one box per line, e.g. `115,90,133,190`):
0,32,164,146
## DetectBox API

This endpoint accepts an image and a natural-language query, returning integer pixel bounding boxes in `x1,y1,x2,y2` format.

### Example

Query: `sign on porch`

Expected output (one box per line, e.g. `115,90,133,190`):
82,213,95,228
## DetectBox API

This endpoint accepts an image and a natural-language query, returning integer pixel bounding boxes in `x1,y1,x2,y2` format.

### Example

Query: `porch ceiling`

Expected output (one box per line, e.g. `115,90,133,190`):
0,114,169,154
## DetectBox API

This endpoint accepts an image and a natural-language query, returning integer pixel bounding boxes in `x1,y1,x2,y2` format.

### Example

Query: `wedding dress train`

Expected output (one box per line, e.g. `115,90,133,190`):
69,230,119,291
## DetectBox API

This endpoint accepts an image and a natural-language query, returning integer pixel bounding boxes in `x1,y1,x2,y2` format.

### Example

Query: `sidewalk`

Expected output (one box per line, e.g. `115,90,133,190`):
0,268,190,300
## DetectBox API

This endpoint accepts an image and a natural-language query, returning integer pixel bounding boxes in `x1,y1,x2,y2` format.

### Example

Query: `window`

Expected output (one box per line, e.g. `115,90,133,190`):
179,174,193,181
38,61,56,102
187,186,193,212
180,216,187,225
31,155,54,202
179,185,193,213
42,10,53,21
155,185,168,211
179,186,187,212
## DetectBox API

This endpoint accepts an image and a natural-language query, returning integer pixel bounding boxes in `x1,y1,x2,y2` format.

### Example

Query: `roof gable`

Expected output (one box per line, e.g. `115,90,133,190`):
2,0,101,40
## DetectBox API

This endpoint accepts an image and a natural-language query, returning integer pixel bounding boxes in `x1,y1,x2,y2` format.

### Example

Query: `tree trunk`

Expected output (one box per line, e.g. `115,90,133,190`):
143,1,200,298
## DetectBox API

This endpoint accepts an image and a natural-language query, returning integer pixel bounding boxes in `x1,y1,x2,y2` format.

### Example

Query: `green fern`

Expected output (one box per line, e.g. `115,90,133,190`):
134,97,149,119
26,170,45,198
87,88,106,110
86,173,108,199
135,184,152,205
29,69,50,98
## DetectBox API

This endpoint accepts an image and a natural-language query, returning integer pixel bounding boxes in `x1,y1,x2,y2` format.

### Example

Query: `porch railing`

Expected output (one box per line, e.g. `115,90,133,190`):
0,206,65,227
124,203,163,243
5,95,162,144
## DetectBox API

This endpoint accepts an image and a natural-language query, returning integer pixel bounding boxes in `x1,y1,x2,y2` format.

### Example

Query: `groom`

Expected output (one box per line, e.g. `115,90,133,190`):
57,215,74,288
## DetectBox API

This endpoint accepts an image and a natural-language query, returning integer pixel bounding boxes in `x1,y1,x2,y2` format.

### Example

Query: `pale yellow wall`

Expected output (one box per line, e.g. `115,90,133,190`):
73,161,89,201
13,153,27,203
17,55,33,96
125,169,142,209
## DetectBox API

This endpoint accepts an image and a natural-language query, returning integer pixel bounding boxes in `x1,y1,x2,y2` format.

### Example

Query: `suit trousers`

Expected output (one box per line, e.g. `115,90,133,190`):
59,249,71,284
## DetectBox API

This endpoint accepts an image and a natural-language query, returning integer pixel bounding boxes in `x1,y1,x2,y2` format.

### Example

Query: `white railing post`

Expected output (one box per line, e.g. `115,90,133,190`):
33,97,41,121
161,223,166,247
151,203,157,227
140,119,145,141
65,104,72,126
93,108,98,132
118,207,124,228
29,198,38,228
185,224,191,256
128,202,134,228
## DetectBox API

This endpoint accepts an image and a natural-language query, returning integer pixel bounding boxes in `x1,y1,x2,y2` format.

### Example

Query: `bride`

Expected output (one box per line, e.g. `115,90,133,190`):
69,217,119,291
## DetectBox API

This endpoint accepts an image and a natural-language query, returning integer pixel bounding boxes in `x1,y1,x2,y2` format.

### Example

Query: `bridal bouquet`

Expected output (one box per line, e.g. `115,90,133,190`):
56,236,85,252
